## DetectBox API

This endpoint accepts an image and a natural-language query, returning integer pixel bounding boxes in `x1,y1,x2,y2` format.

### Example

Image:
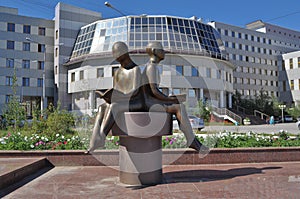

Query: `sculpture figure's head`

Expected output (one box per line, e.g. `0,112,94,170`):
112,41,129,62
146,42,165,62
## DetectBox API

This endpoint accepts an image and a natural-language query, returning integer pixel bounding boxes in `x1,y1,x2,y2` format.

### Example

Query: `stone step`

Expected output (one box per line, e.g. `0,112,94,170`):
0,157,54,196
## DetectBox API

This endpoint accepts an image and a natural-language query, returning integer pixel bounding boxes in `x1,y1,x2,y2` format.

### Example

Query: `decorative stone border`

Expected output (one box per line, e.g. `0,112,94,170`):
0,147,300,166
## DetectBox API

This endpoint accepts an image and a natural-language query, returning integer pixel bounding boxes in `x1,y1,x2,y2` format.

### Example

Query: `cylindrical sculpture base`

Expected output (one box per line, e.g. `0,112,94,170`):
119,136,163,186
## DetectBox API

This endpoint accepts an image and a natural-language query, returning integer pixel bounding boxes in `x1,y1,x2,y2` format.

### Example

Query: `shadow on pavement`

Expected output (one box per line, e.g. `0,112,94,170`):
163,166,282,183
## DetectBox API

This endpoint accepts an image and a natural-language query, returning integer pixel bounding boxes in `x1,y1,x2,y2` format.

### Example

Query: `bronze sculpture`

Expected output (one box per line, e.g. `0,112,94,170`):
87,41,144,153
142,41,208,152
87,41,208,153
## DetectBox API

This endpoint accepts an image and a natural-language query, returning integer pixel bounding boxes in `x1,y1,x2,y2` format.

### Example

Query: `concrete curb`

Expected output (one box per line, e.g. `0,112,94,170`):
1,147,300,166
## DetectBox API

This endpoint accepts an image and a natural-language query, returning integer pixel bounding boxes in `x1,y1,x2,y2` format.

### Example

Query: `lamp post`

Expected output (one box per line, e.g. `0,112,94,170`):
104,1,126,16
278,104,286,123
25,37,63,116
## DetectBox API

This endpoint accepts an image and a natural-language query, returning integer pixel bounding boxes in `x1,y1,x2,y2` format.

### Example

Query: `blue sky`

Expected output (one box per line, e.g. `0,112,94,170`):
1,0,300,31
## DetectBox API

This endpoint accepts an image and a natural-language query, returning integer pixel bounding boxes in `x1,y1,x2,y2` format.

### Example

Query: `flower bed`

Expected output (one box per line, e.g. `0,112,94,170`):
0,130,300,150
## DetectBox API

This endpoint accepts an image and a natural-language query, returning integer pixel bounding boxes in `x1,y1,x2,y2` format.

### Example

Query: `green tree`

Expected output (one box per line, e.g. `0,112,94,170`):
287,104,300,120
193,100,211,122
46,103,75,136
3,67,25,130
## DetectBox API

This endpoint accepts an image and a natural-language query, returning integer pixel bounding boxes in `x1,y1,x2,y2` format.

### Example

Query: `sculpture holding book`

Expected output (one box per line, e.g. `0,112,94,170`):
87,41,208,154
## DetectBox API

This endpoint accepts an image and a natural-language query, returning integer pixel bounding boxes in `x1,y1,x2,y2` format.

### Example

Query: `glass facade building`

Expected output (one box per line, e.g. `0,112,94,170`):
70,16,226,60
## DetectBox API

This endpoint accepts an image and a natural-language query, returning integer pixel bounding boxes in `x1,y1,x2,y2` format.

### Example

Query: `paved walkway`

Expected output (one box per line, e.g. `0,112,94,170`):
3,162,300,198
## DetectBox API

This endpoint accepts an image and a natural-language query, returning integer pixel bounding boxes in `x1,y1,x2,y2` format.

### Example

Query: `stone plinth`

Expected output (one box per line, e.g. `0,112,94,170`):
112,112,172,186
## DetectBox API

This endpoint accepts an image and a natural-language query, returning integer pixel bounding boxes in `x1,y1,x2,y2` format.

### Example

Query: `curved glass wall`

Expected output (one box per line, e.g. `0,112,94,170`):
70,15,226,60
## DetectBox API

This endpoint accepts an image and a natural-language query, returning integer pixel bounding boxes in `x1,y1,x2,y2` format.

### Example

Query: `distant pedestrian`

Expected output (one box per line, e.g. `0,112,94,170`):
269,116,275,125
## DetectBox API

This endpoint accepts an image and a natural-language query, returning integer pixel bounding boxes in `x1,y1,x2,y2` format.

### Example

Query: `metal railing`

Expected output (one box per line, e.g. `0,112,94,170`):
212,106,242,124
254,110,269,120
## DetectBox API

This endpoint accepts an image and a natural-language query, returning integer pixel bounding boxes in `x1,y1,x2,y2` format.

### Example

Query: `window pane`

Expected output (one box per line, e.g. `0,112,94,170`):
7,41,14,49
38,61,44,70
38,27,46,36
176,65,183,75
192,66,198,76
6,58,14,68
97,68,104,77
23,25,31,34
23,42,30,51
7,23,15,32
38,44,46,52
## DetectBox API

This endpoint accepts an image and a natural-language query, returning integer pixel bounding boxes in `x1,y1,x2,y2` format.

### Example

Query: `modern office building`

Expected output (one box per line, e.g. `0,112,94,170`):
282,51,300,106
65,16,235,115
209,20,300,104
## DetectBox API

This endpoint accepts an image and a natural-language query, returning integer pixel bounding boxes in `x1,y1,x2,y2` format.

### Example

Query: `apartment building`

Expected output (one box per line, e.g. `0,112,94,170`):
0,6,54,115
209,20,300,104
0,3,101,115
282,51,300,106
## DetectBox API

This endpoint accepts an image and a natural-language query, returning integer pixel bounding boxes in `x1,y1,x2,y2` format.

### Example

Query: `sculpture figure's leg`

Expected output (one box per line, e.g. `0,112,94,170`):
164,103,209,153
86,104,107,153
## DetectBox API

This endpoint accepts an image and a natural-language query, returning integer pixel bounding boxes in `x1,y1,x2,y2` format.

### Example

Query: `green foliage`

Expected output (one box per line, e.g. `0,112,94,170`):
45,104,76,136
287,104,300,120
193,100,211,122
233,90,280,116
3,69,26,130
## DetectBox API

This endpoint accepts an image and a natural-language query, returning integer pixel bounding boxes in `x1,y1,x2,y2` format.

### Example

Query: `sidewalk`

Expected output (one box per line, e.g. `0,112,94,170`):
3,161,300,198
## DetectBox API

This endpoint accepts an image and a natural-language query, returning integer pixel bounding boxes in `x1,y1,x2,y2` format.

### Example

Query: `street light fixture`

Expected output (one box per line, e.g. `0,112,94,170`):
278,104,286,123
25,37,63,116
104,1,126,16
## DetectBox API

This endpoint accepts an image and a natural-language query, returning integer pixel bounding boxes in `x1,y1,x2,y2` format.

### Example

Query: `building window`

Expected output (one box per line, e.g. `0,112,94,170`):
55,66,58,75
38,44,45,53
298,57,300,68
7,23,15,32
283,81,286,91
38,61,44,70
6,95,12,103
23,42,30,51
6,76,13,86
217,70,221,79
37,78,43,87
38,27,46,36
55,47,58,57
112,67,119,77
191,66,198,76
97,68,104,78
289,58,293,69
176,65,184,76
188,89,195,97
173,88,180,95
7,40,14,49
55,30,58,39
22,60,30,69
80,71,84,80
22,77,30,87
23,25,31,34
6,58,14,68
71,73,75,82
290,80,294,90
206,68,211,78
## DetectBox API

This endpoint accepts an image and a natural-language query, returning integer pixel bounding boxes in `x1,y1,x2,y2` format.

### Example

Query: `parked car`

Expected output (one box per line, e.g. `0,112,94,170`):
284,115,294,123
173,115,204,131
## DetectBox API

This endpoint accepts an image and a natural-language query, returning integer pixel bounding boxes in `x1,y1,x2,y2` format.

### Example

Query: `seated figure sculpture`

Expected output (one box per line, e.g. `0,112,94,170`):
87,41,144,153
142,41,208,152
87,41,208,153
